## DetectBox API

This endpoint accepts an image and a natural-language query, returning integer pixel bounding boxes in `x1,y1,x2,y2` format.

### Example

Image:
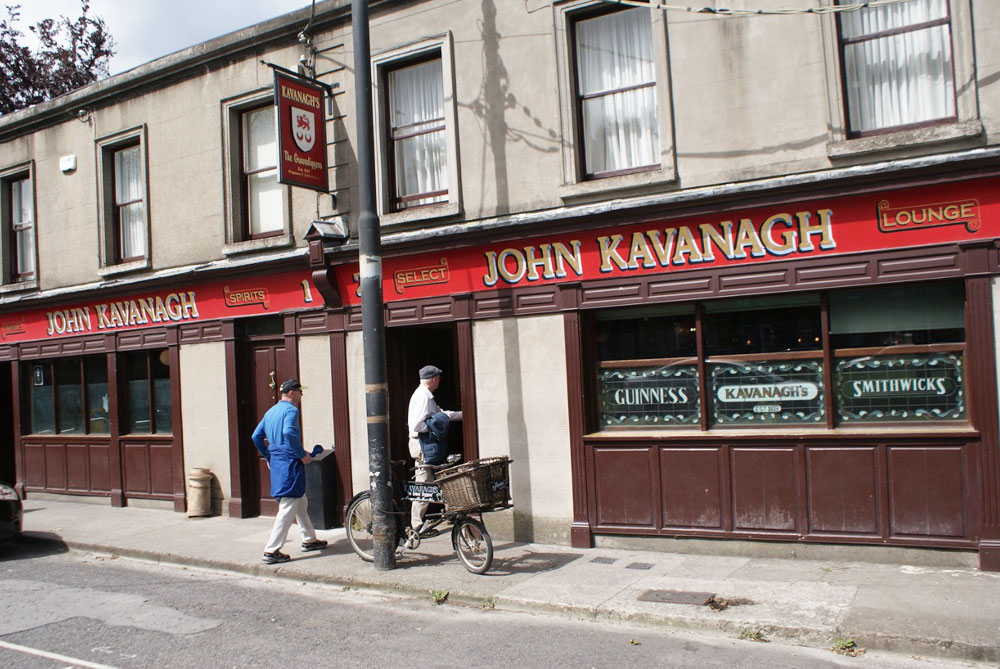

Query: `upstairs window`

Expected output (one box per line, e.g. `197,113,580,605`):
241,105,283,237
98,128,148,270
113,144,145,262
838,0,955,136
573,5,658,178
4,174,34,282
387,55,447,210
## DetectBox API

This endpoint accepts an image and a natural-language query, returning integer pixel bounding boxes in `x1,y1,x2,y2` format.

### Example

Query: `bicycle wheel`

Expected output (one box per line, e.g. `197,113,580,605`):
452,517,493,574
345,491,375,562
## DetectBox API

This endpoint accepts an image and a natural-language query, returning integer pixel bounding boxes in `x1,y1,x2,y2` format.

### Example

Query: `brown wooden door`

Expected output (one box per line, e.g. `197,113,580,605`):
246,340,292,516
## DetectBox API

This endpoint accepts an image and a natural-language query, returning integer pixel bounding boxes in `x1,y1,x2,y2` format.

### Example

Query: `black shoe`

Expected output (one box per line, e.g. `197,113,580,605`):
301,539,327,552
262,550,290,564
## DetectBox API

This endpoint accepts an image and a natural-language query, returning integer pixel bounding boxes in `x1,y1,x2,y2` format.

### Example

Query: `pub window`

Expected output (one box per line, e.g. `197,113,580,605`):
704,294,824,426
830,282,965,422
27,356,109,435
124,350,172,434
594,305,699,428
837,0,955,137
573,4,658,178
386,54,447,211
241,104,284,238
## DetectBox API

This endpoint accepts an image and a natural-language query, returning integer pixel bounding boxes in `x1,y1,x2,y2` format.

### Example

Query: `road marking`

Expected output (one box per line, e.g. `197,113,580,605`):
0,639,119,669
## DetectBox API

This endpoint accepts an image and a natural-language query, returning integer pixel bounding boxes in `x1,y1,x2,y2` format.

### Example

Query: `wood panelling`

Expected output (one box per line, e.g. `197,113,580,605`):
806,447,879,535
659,447,724,529
586,436,977,548
730,447,798,532
591,446,657,527
888,446,966,538
121,438,174,498
22,438,112,495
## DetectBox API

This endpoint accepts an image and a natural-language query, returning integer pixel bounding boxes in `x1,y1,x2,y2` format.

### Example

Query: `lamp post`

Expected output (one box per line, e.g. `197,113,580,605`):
352,0,394,570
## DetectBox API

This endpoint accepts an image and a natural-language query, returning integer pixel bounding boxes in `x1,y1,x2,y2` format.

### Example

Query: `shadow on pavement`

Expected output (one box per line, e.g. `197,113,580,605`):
0,534,70,562
488,549,582,576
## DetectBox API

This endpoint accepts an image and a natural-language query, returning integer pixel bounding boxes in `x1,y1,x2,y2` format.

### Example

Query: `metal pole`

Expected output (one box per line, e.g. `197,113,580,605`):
352,0,394,570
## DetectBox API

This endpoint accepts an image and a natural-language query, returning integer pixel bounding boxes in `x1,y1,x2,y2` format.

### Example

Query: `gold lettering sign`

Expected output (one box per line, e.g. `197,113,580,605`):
878,199,980,234
224,286,270,309
393,259,450,295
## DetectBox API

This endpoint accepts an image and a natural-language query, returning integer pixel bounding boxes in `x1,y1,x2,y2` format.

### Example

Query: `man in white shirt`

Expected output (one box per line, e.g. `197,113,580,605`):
407,365,462,531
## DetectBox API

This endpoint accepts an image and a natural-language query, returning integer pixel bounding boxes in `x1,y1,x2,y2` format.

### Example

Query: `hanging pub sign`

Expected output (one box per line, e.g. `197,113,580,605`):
834,353,966,422
274,70,328,192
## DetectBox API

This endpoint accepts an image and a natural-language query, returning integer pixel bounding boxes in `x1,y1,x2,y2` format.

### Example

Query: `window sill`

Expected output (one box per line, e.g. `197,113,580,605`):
827,120,984,160
99,258,150,278
558,166,677,204
379,201,461,228
222,232,294,257
0,279,38,295
585,424,978,440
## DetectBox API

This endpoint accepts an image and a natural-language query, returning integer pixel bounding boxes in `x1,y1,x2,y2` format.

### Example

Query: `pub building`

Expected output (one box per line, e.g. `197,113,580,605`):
308,164,1000,572
4,0,1000,572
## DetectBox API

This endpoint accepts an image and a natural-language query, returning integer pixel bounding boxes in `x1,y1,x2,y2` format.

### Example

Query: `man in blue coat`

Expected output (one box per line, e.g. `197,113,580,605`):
252,378,327,564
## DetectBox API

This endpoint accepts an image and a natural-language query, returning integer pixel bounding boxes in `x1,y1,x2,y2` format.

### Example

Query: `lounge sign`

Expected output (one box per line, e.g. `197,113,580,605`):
274,71,328,192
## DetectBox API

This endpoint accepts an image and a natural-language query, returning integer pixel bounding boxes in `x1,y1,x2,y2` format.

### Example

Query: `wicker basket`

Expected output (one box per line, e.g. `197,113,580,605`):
436,457,512,513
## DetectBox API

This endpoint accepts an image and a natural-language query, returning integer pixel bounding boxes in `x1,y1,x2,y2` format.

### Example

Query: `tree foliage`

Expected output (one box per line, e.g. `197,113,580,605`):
0,1,115,115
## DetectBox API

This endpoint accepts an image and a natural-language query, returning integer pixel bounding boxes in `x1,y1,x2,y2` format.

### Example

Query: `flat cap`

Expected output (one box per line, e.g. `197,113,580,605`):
418,365,442,380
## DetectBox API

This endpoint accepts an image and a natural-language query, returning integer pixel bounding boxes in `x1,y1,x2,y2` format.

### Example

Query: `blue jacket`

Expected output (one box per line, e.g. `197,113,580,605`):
251,400,307,499
418,411,451,465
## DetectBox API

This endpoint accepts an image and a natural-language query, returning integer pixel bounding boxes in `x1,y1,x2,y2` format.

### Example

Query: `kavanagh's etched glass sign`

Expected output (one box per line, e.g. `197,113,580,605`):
834,353,965,422
598,364,700,427
709,360,825,425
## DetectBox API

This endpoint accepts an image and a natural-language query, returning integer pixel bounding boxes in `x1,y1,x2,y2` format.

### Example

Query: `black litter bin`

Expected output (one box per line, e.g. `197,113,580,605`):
305,450,337,530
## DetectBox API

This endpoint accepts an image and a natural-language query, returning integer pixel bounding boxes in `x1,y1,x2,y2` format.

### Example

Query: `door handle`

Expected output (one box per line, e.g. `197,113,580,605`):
269,371,276,389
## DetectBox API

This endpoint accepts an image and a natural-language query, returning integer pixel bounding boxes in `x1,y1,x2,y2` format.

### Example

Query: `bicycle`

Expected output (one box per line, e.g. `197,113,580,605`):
344,455,512,574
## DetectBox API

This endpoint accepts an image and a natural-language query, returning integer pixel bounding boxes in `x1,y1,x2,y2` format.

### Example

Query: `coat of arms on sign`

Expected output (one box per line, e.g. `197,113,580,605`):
292,107,315,152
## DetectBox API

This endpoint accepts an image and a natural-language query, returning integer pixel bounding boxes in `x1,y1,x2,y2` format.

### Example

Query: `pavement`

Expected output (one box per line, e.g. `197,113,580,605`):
12,497,1000,665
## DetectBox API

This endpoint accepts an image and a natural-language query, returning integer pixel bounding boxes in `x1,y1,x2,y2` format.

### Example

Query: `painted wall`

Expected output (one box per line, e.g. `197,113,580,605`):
298,334,334,451
473,314,573,544
179,341,231,513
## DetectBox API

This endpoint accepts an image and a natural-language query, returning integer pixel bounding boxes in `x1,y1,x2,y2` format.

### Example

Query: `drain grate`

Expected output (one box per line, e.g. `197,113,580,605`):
590,556,617,564
638,590,716,605
625,562,654,570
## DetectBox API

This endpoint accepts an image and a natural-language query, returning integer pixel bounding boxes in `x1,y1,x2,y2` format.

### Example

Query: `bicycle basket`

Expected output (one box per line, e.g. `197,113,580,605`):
436,456,511,513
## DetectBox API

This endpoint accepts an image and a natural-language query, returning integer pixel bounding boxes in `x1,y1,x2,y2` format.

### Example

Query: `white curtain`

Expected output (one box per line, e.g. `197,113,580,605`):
244,106,283,235
390,58,447,208
12,178,34,276
576,7,658,175
114,145,146,259
840,0,954,133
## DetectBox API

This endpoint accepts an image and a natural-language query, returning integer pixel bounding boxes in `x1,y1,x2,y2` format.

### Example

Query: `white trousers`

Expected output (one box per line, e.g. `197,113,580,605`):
408,437,433,530
264,496,318,553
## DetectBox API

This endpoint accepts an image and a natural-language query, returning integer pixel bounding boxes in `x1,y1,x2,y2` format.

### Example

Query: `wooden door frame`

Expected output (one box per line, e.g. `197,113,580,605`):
226,315,299,518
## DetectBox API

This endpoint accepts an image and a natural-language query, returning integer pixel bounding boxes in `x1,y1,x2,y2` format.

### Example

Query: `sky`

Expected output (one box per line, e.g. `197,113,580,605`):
10,1,312,75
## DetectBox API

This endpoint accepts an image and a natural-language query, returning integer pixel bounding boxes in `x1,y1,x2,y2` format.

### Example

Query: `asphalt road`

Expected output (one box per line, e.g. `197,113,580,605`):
0,539,983,669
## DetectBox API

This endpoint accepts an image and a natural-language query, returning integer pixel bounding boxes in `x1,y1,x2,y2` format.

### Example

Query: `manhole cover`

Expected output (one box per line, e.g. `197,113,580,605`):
626,562,654,570
590,557,617,564
638,590,716,605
